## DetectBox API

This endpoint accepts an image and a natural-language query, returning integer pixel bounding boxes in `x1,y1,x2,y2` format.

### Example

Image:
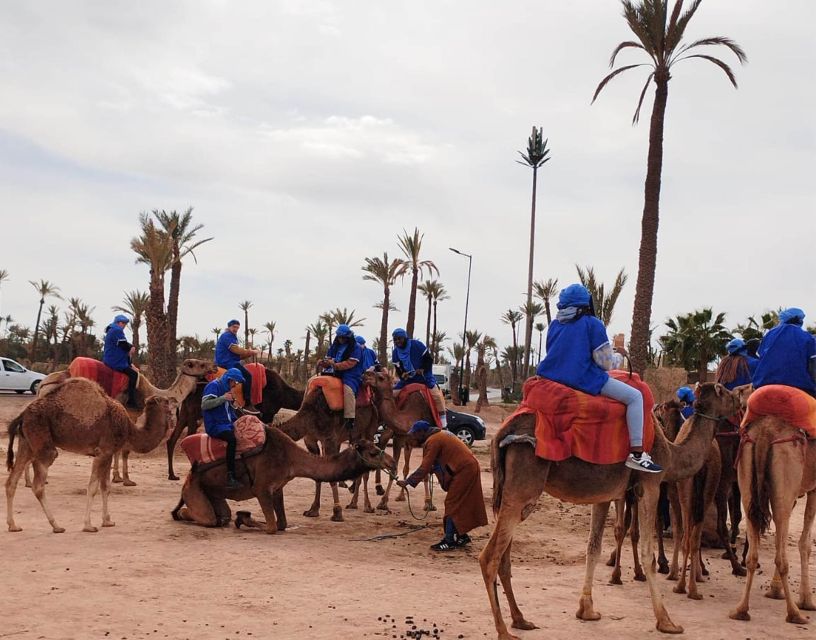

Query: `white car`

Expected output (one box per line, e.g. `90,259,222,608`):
0,357,45,394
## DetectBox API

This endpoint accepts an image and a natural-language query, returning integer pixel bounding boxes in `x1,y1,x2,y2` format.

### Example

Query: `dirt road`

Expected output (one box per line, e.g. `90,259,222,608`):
1,394,812,639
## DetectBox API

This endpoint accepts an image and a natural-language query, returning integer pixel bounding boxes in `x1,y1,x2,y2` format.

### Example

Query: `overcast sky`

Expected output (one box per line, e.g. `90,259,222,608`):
0,0,813,359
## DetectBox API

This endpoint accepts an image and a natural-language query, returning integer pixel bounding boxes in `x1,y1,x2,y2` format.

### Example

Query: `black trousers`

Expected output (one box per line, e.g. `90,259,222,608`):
116,366,139,404
233,363,254,405
212,430,237,476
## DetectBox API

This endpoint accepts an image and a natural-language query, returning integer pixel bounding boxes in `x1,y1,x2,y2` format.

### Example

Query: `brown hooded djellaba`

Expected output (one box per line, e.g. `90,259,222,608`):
406,431,488,534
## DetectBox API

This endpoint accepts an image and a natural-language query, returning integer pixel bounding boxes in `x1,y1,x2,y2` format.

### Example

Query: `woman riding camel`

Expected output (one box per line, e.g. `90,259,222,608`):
752,307,816,395
201,368,246,489
535,283,662,473
715,338,758,391
397,420,487,551
391,328,447,428
317,324,365,433
102,314,138,408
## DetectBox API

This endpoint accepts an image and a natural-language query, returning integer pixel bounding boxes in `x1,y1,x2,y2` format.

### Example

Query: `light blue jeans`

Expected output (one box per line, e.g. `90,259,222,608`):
600,377,644,448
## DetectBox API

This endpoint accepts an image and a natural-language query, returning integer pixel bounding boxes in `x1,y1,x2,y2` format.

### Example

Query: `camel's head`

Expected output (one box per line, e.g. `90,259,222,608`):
180,358,218,379
653,400,683,441
732,383,754,412
352,439,396,474
362,369,394,395
140,396,178,435
693,382,740,417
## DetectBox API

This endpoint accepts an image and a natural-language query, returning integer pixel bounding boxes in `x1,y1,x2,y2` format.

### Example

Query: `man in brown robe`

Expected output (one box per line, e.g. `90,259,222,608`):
397,420,488,551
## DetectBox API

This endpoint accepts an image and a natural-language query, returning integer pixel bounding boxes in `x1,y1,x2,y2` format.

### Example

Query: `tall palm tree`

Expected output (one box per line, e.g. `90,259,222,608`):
319,311,336,345
238,300,253,347
0,270,9,330
28,279,62,362
396,228,439,338
131,213,175,386
575,265,628,327
593,0,746,373
362,252,408,365
429,281,449,357
330,307,365,329
263,321,277,360
483,335,503,391
307,320,329,359
518,127,552,379
418,280,435,346
112,290,150,362
152,208,212,363
659,307,731,381
431,330,448,364
519,300,543,377
463,329,483,392
0,314,12,340
501,308,524,391
533,278,559,324
535,321,546,364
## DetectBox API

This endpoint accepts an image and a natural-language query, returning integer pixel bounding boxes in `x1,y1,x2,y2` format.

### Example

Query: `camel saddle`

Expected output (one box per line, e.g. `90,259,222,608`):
396,383,442,428
208,367,247,407
503,370,655,465
356,385,373,408
306,375,344,412
68,357,132,400
243,362,267,406
180,415,267,465
741,385,816,438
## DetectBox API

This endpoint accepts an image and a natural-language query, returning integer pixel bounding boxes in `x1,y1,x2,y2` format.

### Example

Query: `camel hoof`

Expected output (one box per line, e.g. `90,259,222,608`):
364,506,375,514
765,589,785,601
656,620,684,634
331,514,344,522
666,572,678,582
345,503,358,510
786,612,808,625
52,526,65,534
24,482,32,488
83,526,98,533
424,502,437,512
112,476,123,484
123,479,137,487
102,520,115,528
609,575,622,586
729,610,750,621
731,565,747,577
510,619,538,631
575,608,601,622
673,585,686,595
797,599,816,612
168,474,179,481
658,563,670,575
264,527,277,535
8,525,22,532
375,485,385,496
376,501,389,511
331,506,344,522
395,493,406,502
303,509,319,518
688,592,703,601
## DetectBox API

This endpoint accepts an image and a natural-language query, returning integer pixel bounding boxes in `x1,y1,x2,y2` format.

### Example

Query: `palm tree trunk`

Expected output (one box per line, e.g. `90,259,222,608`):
406,266,418,337
30,298,45,362
425,296,432,347
131,318,141,363
432,300,439,362
544,299,552,325
243,308,250,347
630,76,669,375
379,286,390,366
538,331,543,364
167,256,181,369
304,330,311,380
145,269,174,387
522,166,538,379
510,323,519,391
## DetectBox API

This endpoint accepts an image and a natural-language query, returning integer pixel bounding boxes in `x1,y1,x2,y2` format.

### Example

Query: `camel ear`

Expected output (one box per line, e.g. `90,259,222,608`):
714,383,724,397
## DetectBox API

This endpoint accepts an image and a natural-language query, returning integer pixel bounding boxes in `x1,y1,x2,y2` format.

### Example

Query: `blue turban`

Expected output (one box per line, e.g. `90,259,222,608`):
392,328,408,340
227,319,240,327
222,368,245,385
676,386,695,404
336,324,353,338
407,420,433,435
113,314,130,324
557,284,591,310
726,338,746,355
779,308,805,325
355,335,366,345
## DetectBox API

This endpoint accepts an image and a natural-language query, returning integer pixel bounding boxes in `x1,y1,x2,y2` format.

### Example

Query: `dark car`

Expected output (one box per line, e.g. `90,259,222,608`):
445,408,486,446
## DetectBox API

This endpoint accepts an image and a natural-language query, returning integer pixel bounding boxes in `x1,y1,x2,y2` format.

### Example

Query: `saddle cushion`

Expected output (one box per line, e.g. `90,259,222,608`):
395,383,442,428
306,376,344,412
503,370,655,464
69,357,131,400
741,385,816,437
180,415,266,465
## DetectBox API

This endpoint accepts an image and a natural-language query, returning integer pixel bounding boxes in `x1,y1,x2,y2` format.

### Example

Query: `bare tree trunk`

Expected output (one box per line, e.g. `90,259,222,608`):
166,256,181,370
475,345,489,413
431,300,438,362
145,268,174,387
378,286,390,366
424,296,432,347
522,166,538,379
29,298,45,363
450,369,461,406
406,267,418,337
304,330,312,380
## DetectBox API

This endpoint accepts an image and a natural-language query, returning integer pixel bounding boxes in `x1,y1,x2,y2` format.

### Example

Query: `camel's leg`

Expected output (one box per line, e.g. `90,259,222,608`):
362,472,374,514
121,450,136,487
272,489,287,531
82,456,106,532
673,485,692,596
6,438,33,532
729,483,742,545
716,487,746,576
377,441,402,512
99,455,115,527
256,490,278,534
667,485,682,581
329,481,344,522
764,568,785,600
630,499,645,581
730,442,758,621
639,480,683,634
423,476,436,511
796,491,816,611
303,439,324,518
608,498,625,585
395,444,411,502
177,476,217,527
656,508,670,575
685,522,705,600
576,501,611,621
30,451,64,534
112,451,122,483
24,462,32,488
499,541,538,631
166,419,187,481
346,476,360,510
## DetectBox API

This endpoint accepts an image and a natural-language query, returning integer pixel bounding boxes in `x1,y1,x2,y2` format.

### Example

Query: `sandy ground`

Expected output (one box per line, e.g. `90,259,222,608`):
1,391,813,640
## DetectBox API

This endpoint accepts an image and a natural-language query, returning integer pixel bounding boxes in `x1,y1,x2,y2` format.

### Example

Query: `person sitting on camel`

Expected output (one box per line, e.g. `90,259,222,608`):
715,338,758,391
317,324,364,433
391,328,447,428
752,307,816,396
355,335,381,371
215,319,262,415
397,419,487,551
201,368,246,489
535,283,662,473
676,386,696,420
102,314,138,409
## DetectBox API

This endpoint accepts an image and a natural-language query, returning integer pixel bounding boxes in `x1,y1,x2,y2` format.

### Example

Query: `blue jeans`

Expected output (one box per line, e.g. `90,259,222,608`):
600,377,643,448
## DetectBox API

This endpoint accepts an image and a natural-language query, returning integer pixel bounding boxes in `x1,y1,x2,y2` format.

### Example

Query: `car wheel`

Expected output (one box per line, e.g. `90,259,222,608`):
15,390,25,395
30,380,41,395
454,426,475,447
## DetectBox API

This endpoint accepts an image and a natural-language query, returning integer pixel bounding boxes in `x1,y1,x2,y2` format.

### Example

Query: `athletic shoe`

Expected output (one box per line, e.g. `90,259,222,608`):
456,534,472,547
625,451,663,473
430,538,458,551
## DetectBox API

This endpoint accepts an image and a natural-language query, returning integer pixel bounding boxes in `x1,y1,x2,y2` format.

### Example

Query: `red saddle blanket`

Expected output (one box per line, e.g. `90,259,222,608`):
741,385,816,438
503,370,655,464
180,416,267,465
68,357,131,400
243,362,267,406
396,383,442,428
356,385,373,408
306,376,344,412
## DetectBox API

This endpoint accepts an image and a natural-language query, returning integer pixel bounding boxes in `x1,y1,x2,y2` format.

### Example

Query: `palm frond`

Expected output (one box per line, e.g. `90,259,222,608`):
592,64,650,103
609,41,647,67
677,53,739,87
632,72,655,123
676,36,747,64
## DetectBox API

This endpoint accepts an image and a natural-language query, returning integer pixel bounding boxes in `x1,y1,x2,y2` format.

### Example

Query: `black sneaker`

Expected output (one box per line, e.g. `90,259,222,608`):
625,452,663,473
456,534,472,547
242,405,261,416
430,538,458,552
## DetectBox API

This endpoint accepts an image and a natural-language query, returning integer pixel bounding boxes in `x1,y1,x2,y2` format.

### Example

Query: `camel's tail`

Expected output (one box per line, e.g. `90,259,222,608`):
747,428,772,535
6,413,23,471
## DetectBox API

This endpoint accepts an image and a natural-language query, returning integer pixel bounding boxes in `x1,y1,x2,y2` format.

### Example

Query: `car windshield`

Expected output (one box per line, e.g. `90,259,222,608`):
2,359,25,373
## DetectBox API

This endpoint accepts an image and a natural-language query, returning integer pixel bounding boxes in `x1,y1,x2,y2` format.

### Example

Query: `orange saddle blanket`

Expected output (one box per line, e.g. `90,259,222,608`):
69,357,131,400
180,416,267,465
741,385,816,438
396,383,442,428
306,376,344,412
243,362,267,406
505,370,655,465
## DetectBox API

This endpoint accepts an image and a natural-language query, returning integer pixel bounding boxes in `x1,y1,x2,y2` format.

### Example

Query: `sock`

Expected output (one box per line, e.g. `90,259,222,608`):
440,413,447,428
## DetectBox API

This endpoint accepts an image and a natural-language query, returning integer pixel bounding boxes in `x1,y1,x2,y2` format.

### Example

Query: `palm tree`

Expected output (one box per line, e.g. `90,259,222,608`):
593,0,746,373
0,314,12,340
362,252,407,365
575,265,628,327
659,308,732,381
112,290,150,362
0,270,9,330
431,330,448,364
152,208,212,363
308,320,329,359
463,329,483,392
330,307,365,329
396,228,439,338
535,321,546,363
131,213,175,386
501,308,524,391
419,279,449,353
28,279,62,362
263,321,277,360
211,327,221,341
483,335,503,391
518,127,552,379
519,300,544,377
418,280,435,346
238,300,253,347
533,278,559,324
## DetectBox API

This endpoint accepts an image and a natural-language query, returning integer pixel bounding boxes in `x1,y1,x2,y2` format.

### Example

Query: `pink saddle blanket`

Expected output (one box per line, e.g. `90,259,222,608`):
180,415,266,465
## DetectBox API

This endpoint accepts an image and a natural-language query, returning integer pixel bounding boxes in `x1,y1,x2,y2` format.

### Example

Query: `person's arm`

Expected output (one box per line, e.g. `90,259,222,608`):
405,438,439,487
418,348,433,375
229,343,258,357
592,342,614,370
201,393,227,411
333,357,360,372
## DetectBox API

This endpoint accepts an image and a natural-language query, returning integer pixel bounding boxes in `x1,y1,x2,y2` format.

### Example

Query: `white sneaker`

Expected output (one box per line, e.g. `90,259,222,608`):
625,451,663,473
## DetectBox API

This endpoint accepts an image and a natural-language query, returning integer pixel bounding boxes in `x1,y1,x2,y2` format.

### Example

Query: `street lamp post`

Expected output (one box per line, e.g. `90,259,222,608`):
449,247,472,405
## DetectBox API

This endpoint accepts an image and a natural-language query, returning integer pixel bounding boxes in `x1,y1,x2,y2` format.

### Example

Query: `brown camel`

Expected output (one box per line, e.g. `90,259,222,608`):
6,378,176,533
363,369,437,512
171,426,395,533
729,414,816,624
479,382,740,639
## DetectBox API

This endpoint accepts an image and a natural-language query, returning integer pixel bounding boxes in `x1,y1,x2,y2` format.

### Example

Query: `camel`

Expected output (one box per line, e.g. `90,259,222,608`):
171,425,395,533
479,382,740,639
729,414,816,624
6,378,177,533
362,369,437,512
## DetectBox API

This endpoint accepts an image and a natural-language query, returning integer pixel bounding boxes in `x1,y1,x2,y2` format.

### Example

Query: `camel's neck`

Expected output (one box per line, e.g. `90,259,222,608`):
277,409,314,442
289,443,371,483
127,405,171,453
372,389,413,433
656,414,718,483
138,372,196,402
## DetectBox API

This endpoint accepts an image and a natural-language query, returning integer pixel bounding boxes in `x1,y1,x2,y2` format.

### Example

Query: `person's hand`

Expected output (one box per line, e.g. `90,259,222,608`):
224,392,235,402
129,346,136,356
614,346,628,357
416,369,424,377
396,480,408,489
252,349,262,356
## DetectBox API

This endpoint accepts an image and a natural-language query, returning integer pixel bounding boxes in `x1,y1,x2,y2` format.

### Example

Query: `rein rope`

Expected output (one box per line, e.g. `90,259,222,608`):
381,464,435,522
